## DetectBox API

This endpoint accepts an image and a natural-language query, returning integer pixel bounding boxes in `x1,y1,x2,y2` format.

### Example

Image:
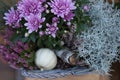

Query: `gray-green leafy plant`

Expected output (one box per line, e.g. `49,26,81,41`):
77,0,120,74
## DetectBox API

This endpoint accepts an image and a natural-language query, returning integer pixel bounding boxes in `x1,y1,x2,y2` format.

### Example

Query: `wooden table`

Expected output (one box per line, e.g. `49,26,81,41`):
108,0,120,3
25,73,109,80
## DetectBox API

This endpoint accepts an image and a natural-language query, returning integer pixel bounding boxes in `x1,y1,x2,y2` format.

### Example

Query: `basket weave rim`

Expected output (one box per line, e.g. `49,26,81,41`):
21,66,95,78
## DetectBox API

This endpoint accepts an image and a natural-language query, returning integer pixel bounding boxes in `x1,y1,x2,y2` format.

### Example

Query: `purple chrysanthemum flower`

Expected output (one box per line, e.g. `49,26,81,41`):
45,23,58,38
48,0,76,20
25,14,45,33
52,17,59,23
3,7,21,28
38,0,46,3
64,12,75,21
39,31,44,37
17,0,44,17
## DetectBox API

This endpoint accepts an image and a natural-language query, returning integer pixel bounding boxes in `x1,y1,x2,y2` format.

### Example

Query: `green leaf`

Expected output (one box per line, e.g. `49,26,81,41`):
21,37,28,43
29,33,39,43
27,52,35,62
115,2,120,9
10,33,19,42
37,38,42,47
30,35,36,43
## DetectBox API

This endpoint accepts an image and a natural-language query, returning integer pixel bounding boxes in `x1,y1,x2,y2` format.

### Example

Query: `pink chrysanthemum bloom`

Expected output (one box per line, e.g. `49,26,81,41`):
25,14,45,33
64,12,75,21
45,23,58,38
17,0,44,17
3,7,21,28
52,17,59,23
48,0,76,21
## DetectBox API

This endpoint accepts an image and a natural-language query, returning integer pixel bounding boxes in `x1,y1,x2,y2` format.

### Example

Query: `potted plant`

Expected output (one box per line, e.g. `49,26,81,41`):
0,0,120,80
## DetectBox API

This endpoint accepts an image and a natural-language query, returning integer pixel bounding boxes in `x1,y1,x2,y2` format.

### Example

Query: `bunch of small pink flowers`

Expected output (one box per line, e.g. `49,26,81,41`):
0,27,36,70
3,0,91,51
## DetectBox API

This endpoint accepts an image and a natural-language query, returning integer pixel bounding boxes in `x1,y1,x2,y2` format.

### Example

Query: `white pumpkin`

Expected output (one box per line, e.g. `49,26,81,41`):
35,48,57,70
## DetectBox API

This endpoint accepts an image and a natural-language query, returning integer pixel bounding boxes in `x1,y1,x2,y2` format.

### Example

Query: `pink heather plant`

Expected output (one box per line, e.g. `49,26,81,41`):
25,14,45,33
0,42,32,69
17,0,44,17
0,27,34,69
3,7,21,28
48,0,76,21
45,23,58,38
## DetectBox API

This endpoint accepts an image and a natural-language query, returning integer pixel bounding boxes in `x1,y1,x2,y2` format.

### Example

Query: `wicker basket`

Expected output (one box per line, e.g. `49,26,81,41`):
21,67,109,80
21,67,94,78
1,0,119,80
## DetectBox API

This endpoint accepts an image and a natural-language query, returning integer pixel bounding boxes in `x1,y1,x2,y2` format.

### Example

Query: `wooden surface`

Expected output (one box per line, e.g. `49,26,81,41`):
25,73,109,80
108,0,120,3
110,62,120,80
0,62,16,80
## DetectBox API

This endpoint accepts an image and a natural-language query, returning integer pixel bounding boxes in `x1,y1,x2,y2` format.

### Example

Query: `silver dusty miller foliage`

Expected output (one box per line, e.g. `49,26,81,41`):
77,0,120,74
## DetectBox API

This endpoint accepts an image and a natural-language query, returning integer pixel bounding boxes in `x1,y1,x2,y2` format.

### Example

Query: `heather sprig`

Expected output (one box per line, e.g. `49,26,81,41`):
0,43,36,70
0,28,36,70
